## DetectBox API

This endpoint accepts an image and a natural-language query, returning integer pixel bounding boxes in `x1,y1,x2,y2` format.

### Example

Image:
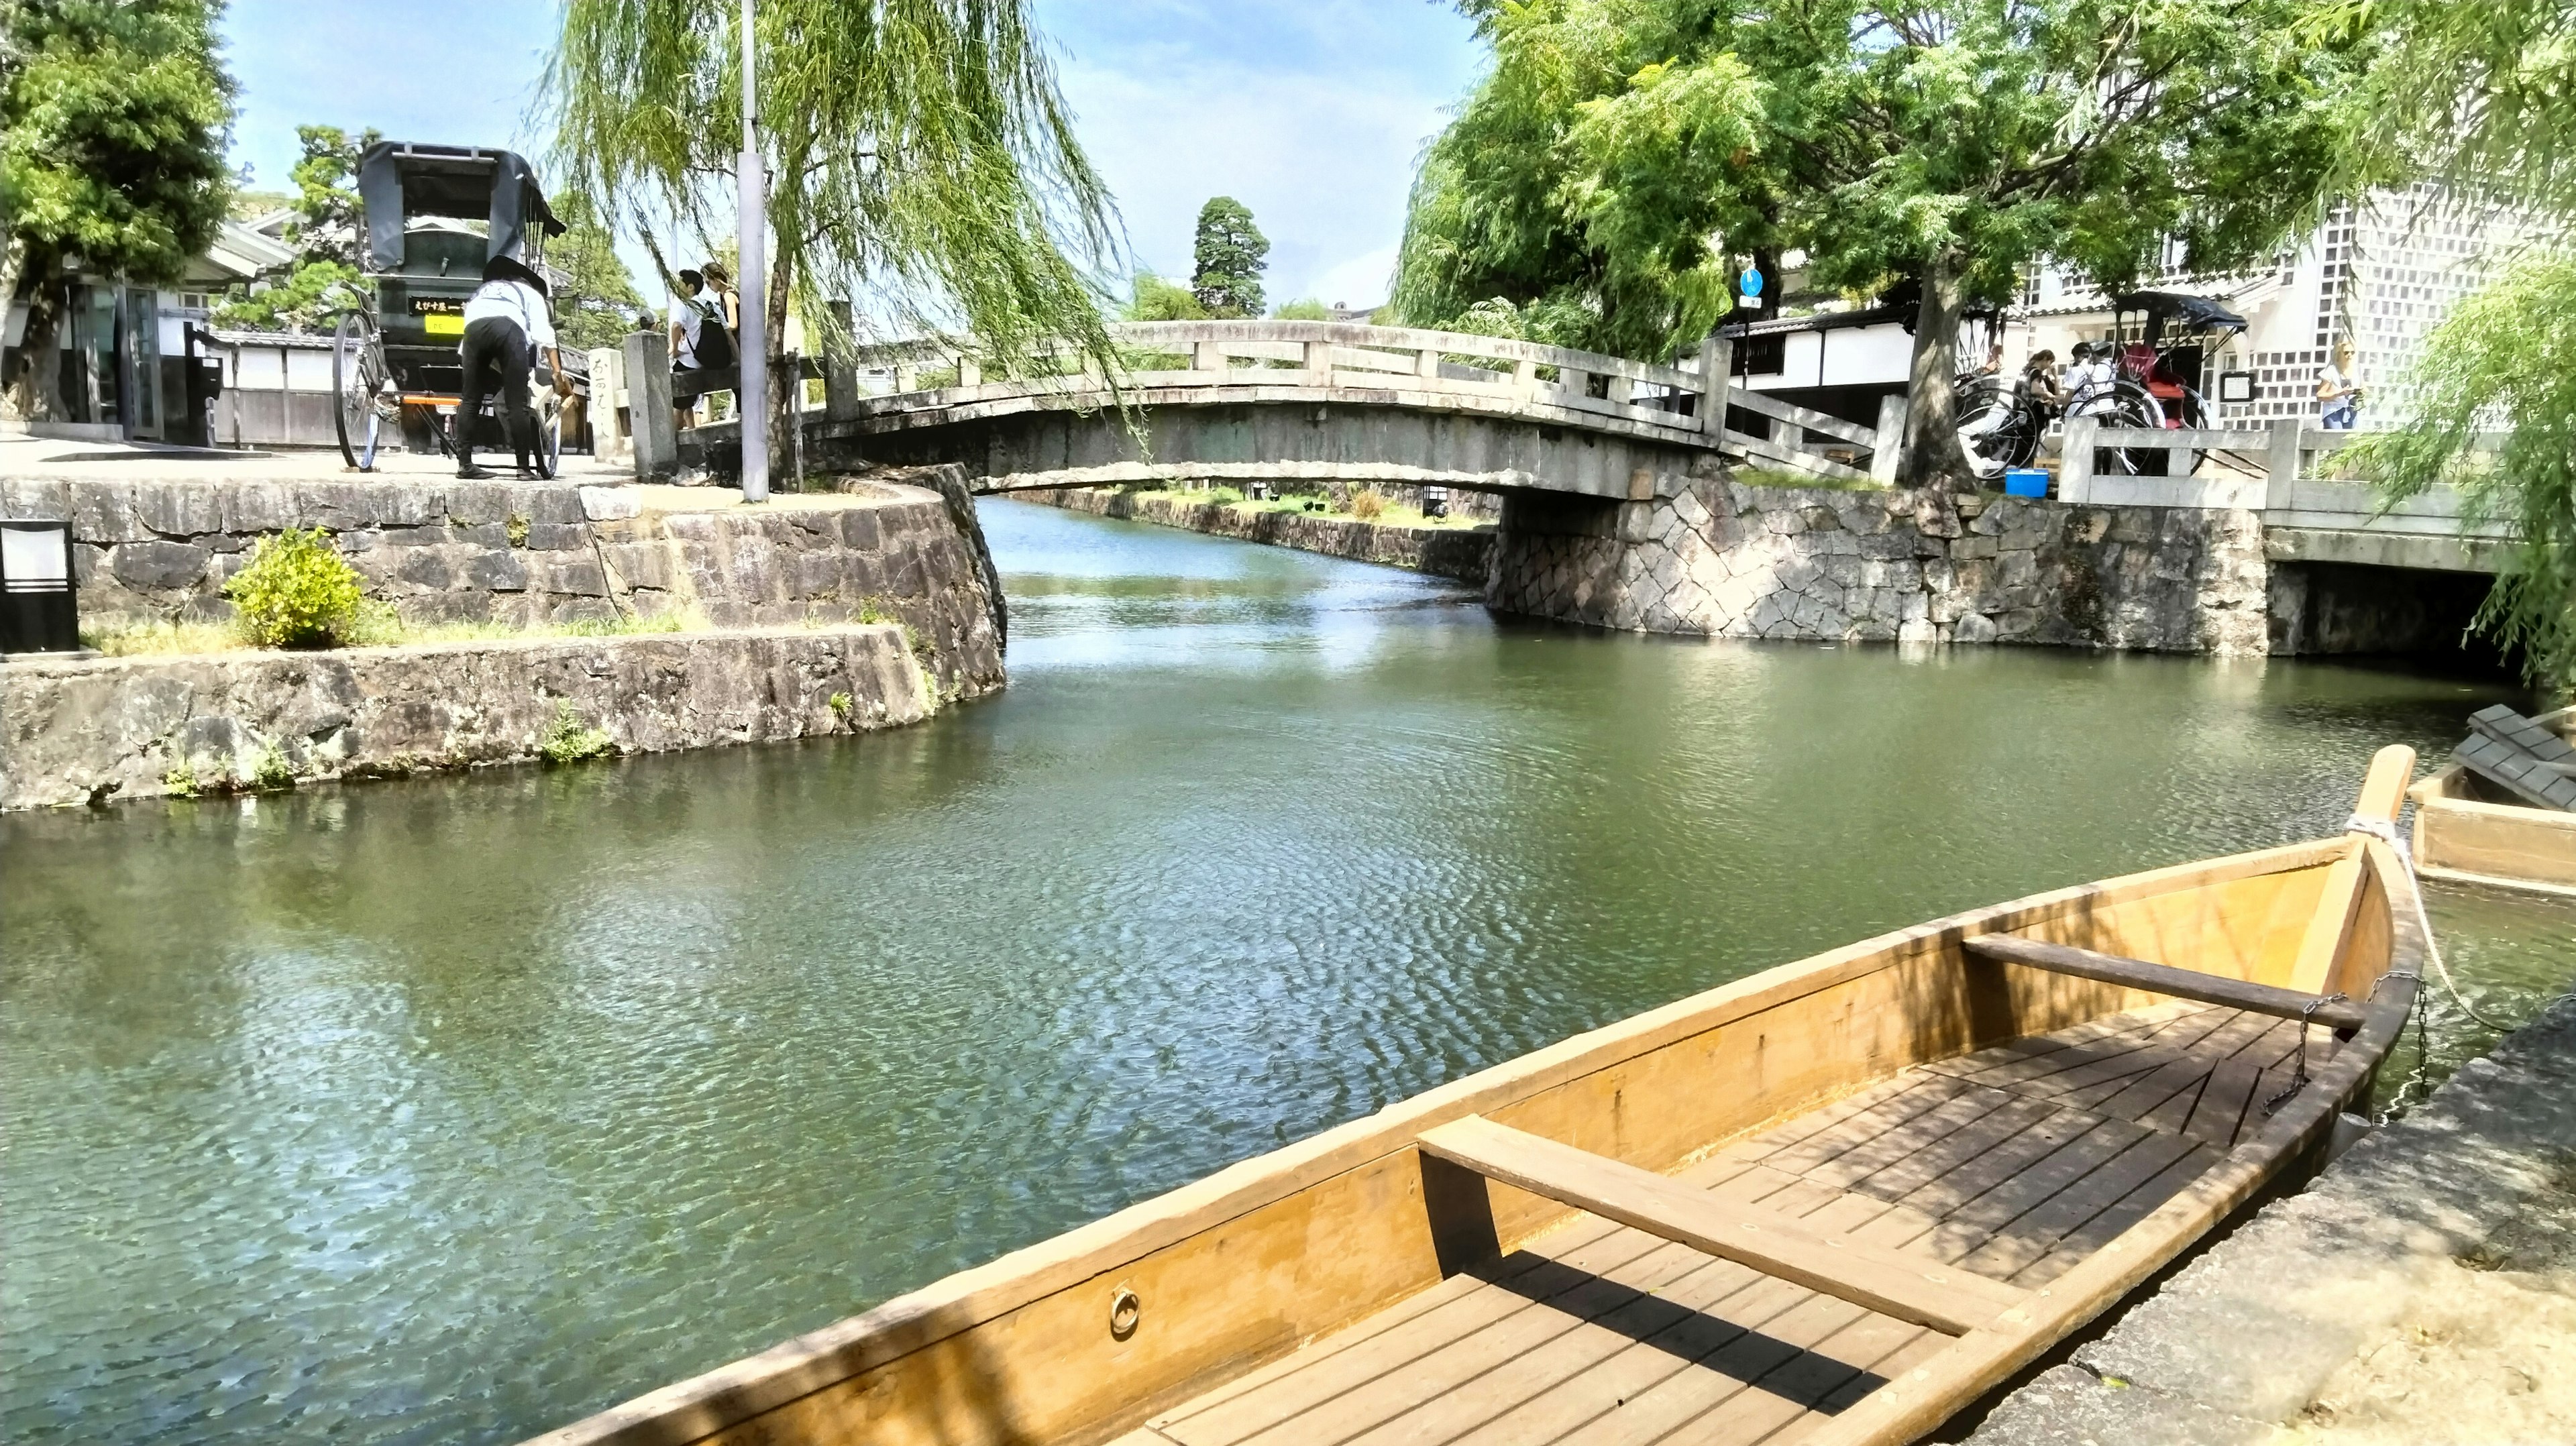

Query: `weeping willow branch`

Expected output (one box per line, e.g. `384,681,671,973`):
546,0,1127,464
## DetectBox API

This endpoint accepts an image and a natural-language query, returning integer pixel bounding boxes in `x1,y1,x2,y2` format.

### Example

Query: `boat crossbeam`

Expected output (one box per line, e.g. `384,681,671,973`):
1416,1115,2031,1336
1962,935,2369,1034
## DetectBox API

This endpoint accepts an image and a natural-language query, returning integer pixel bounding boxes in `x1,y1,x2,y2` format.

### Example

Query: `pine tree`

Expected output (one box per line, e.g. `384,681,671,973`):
1191,197,1267,319
213,125,375,334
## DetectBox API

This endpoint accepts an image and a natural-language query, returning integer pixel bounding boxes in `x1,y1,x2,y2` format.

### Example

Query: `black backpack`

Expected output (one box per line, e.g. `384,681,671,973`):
690,298,737,371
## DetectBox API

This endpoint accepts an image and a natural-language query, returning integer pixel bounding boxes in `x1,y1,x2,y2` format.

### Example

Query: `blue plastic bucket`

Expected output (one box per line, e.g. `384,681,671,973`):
2003,469,2049,498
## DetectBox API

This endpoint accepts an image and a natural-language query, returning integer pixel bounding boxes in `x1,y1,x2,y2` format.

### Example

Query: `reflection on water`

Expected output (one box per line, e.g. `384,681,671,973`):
3,498,2568,1445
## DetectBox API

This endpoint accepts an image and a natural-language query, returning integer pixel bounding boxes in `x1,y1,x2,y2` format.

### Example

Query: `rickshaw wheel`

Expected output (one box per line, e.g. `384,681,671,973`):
1952,374,2040,480
537,392,566,479
331,311,394,472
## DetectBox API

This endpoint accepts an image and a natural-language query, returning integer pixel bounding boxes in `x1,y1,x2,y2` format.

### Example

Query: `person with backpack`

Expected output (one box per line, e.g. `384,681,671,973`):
667,269,736,429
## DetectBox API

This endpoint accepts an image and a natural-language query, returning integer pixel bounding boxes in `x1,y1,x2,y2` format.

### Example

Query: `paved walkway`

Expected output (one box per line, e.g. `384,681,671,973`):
0,429,632,484
1957,993,2576,1445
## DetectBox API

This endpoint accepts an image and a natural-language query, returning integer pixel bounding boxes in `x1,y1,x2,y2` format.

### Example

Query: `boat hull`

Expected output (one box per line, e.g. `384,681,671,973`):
530,765,2424,1446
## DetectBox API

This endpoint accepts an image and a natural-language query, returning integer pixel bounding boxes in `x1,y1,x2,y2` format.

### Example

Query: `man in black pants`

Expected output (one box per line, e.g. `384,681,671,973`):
454,256,562,479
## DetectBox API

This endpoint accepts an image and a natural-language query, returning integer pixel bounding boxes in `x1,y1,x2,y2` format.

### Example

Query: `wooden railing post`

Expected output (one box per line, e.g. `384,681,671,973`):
622,329,676,483
2264,416,2304,514
1699,332,1732,437
1868,393,1908,486
2061,414,2098,503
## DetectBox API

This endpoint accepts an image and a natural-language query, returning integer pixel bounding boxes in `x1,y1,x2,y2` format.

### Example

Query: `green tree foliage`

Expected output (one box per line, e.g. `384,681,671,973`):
1395,0,2365,486
2327,1,2576,687
1122,272,1206,321
1270,298,1330,321
225,527,365,648
1,0,234,419
213,124,374,333
1191,196,1267,318
548,192,647,351
549,0,1123,477
2350,256,2576,687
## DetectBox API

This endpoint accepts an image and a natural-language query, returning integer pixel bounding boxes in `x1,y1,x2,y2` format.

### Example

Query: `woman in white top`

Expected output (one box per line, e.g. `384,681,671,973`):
455,255,561,478
2315,340,2363,429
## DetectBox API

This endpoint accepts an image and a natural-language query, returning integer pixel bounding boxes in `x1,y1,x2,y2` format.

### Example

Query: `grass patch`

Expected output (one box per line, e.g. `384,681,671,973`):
1730,466,1886,492
85,606,709,659
535,702,617,765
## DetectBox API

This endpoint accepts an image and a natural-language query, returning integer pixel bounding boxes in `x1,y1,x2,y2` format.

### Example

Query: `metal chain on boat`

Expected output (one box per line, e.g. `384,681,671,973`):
2262,990,2350,1115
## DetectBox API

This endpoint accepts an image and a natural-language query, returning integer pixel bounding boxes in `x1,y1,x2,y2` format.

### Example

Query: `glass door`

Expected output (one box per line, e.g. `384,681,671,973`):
123,286,162,439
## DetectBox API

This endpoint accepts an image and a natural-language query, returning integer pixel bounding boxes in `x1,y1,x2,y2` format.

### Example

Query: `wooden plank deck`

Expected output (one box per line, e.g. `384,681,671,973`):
1120,1003,2332,1446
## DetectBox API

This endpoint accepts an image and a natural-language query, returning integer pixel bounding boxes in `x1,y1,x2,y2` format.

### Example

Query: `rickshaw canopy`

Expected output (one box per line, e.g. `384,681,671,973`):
2107,291,2247,333
358,142,565,275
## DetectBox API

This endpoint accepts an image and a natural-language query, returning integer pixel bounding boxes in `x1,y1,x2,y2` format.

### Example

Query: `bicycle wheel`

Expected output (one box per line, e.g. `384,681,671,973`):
331,311,394,471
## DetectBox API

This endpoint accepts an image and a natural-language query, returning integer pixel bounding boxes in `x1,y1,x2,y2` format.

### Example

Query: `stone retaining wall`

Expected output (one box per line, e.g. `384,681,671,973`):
0,624,961,810
1032,487,1497,584
1490,474,2270,654
0,476,1006,699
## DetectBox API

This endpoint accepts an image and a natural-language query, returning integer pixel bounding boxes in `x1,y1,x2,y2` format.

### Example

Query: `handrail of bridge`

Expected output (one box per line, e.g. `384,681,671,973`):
826,320,1882,483
2058,415,2516,542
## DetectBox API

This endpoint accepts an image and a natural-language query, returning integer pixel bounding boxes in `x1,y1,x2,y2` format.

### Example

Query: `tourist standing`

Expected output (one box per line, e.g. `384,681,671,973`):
2062,341,2121,418
453,256,560,480
669,269,709,429
2315,341,2363,429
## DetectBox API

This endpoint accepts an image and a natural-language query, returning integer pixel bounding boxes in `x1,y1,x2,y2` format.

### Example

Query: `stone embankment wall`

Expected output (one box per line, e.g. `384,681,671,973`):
0,476,1004,697
1032,487,1496,584
1490,474,2270,654
1,625,954,811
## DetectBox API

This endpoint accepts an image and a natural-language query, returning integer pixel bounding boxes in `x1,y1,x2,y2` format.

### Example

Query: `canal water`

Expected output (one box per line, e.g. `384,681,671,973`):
5,499,2569,1445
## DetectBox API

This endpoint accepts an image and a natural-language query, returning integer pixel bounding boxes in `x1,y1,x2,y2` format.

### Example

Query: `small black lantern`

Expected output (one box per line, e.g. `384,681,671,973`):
1421,486,1450,519
1,520,83,655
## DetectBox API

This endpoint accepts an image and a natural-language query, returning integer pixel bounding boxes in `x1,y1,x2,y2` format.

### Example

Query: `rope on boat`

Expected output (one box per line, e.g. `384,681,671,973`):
2343,812,2518,1034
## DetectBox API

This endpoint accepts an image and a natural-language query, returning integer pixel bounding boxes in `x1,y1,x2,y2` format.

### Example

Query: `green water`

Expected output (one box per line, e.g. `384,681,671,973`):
3,499,2569,1445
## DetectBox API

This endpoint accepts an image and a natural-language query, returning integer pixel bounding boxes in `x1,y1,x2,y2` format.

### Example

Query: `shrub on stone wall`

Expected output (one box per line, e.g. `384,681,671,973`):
225,529,364,649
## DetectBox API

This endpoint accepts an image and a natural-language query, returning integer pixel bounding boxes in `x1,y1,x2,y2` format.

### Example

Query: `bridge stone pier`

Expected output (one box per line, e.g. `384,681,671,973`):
639,323,2506,661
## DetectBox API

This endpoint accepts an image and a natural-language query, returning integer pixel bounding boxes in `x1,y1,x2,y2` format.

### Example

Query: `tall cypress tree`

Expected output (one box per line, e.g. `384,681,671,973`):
1191,197,1267,319
3,0,235,419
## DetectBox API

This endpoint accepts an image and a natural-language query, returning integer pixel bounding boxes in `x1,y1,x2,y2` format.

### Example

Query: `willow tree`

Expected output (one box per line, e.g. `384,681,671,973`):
2328,0,2576,687
547,0,1122,474
1396,0,2365,490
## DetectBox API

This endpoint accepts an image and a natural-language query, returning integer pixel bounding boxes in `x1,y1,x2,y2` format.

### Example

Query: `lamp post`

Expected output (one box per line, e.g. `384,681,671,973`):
736,0,770,502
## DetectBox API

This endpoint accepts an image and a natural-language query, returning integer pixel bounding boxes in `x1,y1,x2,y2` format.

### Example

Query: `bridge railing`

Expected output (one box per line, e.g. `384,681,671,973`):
2059,416,2515,550
826,320,1884,484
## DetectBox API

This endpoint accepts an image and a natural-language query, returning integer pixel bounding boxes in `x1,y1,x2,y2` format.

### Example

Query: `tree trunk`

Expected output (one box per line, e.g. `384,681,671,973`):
763,245,795,486
1896,254,1968,493
6,270,68,424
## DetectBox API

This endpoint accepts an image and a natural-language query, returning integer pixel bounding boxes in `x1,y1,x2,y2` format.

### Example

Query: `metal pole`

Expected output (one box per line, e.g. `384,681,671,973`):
736,0,769,502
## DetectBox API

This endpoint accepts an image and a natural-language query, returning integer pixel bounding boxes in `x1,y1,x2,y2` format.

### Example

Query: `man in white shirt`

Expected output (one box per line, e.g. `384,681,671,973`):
2061,341,2121,418
668,270,707,429
454,256,561,479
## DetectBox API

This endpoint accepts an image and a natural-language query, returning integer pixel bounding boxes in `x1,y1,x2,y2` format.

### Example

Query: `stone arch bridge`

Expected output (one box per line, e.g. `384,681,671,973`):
631,321,2499,659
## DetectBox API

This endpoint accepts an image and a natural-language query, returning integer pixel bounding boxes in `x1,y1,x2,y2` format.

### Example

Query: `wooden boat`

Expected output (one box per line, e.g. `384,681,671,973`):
2409,705,2576,898
531,747,2427,1446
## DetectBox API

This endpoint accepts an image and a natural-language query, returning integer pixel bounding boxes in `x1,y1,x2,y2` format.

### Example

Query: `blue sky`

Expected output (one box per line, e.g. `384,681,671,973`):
216,0,1485,311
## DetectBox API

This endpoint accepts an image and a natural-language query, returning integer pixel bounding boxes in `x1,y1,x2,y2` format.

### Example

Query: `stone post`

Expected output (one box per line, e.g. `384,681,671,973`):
1868,393,1908,486
956,356,981,387
1699,332,1732,437
622,329,677,483
588,346,633,465
1195,339,1228,376
1513,358,1538,397
2264,416,2306,515
1414,345,1440,380
894,359,918,392
1304,338,1335,384
1605,373,1631,408
2061,414,2099,504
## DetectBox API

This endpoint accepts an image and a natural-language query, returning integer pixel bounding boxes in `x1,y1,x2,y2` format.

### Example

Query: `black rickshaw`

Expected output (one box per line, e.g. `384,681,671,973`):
330,142,583,472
